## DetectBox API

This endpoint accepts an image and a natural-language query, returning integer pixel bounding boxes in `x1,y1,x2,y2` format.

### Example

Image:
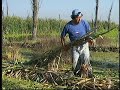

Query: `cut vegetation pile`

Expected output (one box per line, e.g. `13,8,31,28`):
3,65,119,90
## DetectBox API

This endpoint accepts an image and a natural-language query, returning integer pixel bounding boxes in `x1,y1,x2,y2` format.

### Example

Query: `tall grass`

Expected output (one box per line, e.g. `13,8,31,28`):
2,16,67,41
2,16,118,45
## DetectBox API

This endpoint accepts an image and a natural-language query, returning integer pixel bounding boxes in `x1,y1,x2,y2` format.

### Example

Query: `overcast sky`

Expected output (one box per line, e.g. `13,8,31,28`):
2,0,119,24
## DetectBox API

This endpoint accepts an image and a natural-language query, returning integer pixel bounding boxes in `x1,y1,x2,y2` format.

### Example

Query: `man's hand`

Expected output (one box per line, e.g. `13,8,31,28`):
62,44,70,51
88,39,95,46
61,37,70,51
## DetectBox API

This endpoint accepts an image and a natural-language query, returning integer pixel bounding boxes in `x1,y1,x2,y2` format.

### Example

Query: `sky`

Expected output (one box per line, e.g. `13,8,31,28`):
2,0,119,24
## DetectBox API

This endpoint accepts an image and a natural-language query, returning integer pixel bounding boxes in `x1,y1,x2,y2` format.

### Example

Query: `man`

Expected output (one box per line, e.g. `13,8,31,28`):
61,9,94,77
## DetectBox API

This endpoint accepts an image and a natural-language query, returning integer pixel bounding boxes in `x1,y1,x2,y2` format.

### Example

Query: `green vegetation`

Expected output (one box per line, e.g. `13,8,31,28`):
90,51,119,79
3,16,118,41
3,16,66,41
2,16,119,89
2,75,54,90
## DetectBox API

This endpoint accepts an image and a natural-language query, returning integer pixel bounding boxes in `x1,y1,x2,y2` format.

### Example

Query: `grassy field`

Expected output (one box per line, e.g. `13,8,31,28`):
2,51,119,89
2,75,54,90
2,16,119,89
2,39,119,89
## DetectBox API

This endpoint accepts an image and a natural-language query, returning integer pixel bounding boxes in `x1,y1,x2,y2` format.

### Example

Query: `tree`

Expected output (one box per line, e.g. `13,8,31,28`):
6,0,9,16
94,0,99,33
107,2,113,31
32,0,39,40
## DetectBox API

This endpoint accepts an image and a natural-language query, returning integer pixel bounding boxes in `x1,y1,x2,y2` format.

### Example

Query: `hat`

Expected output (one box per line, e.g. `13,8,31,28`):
71,9,83,18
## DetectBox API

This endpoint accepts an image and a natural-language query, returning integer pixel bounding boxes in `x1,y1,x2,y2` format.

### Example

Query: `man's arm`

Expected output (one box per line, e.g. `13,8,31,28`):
61,24,69,51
